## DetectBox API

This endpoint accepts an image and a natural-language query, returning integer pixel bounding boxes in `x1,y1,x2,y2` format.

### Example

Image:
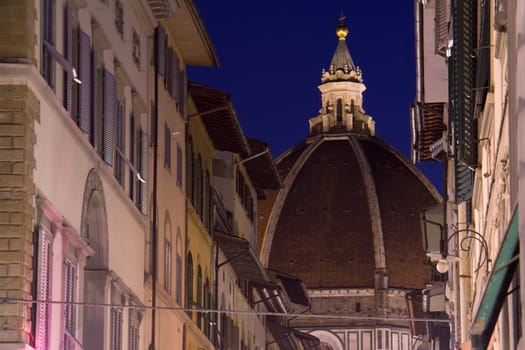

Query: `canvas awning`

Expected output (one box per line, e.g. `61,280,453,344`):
470,209,519,349
215,232,268,284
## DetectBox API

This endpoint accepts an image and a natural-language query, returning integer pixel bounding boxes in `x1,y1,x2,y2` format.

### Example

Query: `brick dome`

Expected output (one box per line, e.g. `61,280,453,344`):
258,133,441,290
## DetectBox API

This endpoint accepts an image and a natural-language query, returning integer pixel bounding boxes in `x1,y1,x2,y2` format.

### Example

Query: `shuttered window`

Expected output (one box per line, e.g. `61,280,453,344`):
164,124,171,169
103,70,116,165
42,0,55,87
176,143,182,187
196,266,203,329
110,307,123,350
115,99,125,185
128,115,136,200
186,138,193,202
64,259,77,337
35,226,52,350
176,251,182,305
129,325,139,350
78,30,92,135
179,71,188,120
164,238,172,294
91,52,100,147
449,0,477,202
170,49,179,102
63,5,72,112
186,253,194,318
139,130,148,214
435,0,449,56
156,26,166,78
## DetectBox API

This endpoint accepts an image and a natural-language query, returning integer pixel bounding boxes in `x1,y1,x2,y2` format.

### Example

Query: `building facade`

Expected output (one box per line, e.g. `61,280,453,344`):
411,0,524,348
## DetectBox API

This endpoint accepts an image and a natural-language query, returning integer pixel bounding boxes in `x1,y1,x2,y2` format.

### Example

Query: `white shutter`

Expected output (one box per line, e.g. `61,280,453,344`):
35,226,52,350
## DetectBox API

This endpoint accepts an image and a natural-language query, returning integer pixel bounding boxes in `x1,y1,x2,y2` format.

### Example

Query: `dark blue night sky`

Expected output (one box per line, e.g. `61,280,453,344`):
188,1,444,194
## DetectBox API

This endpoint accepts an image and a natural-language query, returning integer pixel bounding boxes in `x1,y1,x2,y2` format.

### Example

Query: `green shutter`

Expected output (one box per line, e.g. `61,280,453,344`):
450,0,477,202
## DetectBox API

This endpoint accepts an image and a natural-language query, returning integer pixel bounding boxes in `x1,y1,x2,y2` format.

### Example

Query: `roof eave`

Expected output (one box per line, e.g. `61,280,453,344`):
162,0,219,67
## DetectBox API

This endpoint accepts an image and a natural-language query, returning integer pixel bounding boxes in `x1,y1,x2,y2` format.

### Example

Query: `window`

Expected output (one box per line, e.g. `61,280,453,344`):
197,266,203,329
35,226,52,350
186,253,194,318
64,259,78,350
336,98,342,123
115,99,125,185
115,0,124,37
176,143,182,187
175,229,182,305
42,0,56,87
204,278,211,339
164,238,172,294
128,114,136,200
138,129,148,214
132,28,140,68
128,308,142,350
164,124,171,169
129,325,139,350
78,30,92,135
186,138,194,203
110,307,123,350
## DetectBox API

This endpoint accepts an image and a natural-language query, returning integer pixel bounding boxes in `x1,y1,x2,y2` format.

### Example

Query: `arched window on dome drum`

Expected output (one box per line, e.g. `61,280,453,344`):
186,253,193,319
336,98,343,123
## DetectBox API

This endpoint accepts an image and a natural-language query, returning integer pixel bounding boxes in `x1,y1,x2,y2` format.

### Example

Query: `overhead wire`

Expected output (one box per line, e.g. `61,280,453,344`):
1,297,451,323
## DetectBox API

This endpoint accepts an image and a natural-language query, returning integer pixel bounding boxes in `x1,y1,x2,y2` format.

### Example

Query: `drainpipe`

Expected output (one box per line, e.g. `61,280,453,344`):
414,0,424,103
149,25,160,350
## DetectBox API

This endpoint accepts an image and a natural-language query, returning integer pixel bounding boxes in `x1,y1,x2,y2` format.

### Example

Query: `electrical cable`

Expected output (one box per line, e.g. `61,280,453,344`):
1,298,451,323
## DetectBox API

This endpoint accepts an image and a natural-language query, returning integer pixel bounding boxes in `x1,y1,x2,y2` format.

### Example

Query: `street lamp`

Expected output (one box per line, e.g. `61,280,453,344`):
421,205,489,274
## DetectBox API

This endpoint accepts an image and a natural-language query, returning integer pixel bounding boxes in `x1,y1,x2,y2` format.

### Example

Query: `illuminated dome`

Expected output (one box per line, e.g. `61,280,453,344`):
257,17,441,339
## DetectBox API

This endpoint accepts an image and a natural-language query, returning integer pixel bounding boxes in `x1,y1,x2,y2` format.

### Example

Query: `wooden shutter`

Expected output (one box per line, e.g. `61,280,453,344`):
91,52,99,147
164,124,171,169
78,30,91,135
176,253,182,304
115,100,125,184
64,5,73,113
140,130,148,214
35,226,52,350
171,49,179,101
176,143,182,186
164,239,172,293
180,71,188,120
103,70,116,165
450,0,477,202
156,26,166,78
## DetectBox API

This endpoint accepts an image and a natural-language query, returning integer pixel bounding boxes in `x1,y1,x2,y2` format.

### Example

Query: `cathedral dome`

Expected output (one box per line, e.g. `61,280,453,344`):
257,17,441,294
258,133,440,290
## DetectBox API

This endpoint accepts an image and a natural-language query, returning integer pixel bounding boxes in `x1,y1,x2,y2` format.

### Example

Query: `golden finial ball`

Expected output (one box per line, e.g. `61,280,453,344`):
336,24,348,40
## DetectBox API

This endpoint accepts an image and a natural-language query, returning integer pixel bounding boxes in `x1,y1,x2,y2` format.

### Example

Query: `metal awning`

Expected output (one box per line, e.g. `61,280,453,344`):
470,209,519,349
215,232,268,284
